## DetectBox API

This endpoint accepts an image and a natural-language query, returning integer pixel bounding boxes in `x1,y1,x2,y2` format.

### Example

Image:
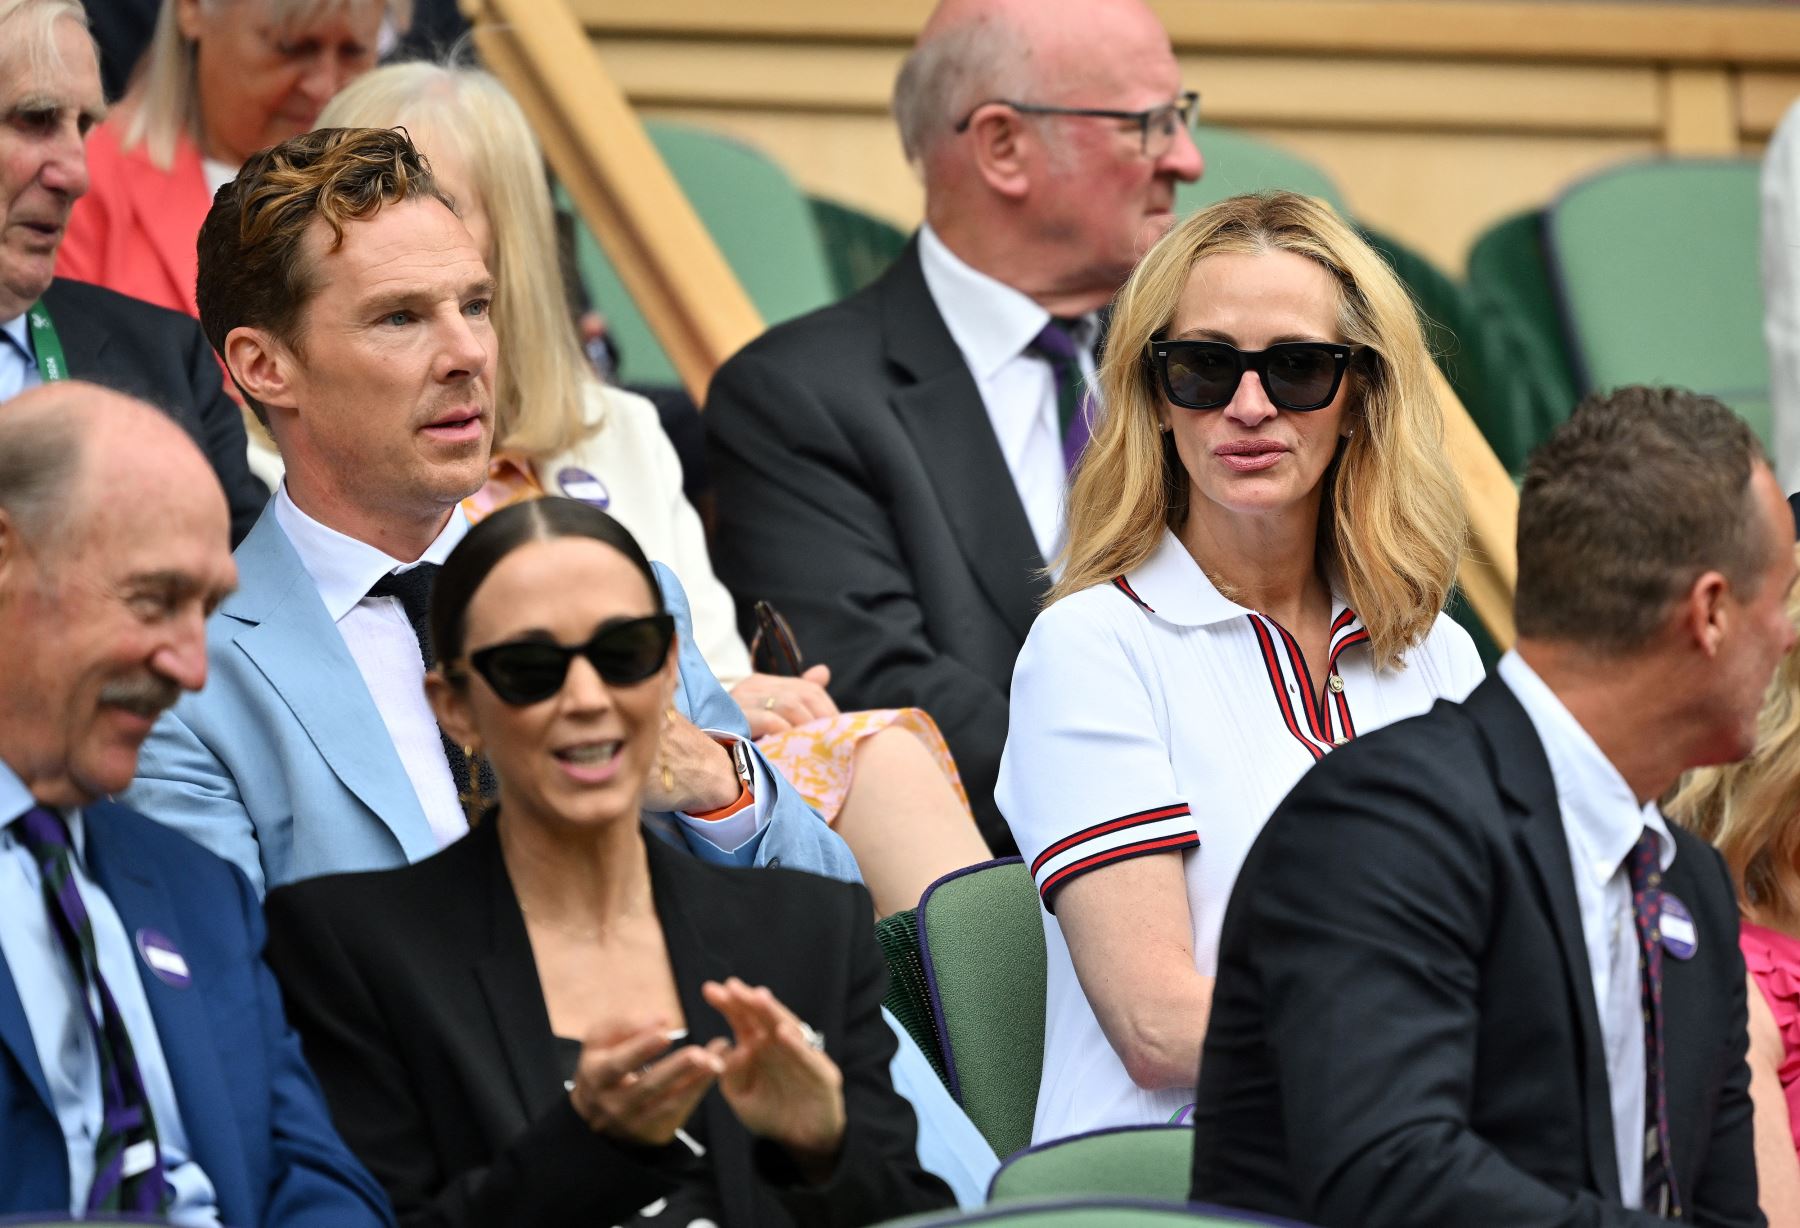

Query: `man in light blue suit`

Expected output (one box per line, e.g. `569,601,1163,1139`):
122,126,996,1202
0,382,392,1226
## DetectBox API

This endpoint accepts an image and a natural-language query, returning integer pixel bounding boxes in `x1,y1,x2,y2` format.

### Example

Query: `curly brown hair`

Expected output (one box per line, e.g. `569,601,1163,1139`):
195,126,452,421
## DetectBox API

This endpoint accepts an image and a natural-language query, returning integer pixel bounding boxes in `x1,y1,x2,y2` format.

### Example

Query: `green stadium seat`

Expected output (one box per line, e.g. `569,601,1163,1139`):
875,906,949,1086
989,1125,1196,1204
1545,159,1770,444
809,195,911,298
918,858,1046,1161
871,1197,1320,1228
563,121,838,387
1177,125,1347,216
1465,208,1582,471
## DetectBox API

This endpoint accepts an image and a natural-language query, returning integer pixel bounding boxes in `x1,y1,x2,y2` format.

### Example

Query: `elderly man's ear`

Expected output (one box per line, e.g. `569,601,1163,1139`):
964,106,1034,201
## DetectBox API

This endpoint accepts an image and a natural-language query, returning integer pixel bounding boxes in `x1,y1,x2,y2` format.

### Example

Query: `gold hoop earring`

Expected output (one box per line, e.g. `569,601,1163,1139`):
459,745,486,826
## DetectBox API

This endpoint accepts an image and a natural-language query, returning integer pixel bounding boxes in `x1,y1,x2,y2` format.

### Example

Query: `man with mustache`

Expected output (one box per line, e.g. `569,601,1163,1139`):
0,0,266,544
0,381,391,1225
704,0,1205,850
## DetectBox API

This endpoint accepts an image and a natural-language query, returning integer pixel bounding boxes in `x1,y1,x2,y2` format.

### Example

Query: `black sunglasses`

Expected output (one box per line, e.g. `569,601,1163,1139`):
461,613,675,706
1148,340,1360,412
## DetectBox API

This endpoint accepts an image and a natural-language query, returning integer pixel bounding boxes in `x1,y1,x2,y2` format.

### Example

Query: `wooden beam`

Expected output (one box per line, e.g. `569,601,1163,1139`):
1662,66,1740,155
463,0,763,403
1436,366,1518,649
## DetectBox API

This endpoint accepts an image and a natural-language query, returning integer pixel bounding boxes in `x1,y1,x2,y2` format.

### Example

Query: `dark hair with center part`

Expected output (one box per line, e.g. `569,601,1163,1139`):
429,498,665,672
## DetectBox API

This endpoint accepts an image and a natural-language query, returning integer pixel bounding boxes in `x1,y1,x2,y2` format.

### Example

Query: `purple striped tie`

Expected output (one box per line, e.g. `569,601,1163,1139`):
14,806,169,1214
1626,830,1681,1219
1027,318,1095,473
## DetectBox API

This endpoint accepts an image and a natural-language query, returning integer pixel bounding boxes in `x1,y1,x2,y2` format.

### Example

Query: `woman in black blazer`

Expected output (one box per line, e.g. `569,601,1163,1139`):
263,498,954,1228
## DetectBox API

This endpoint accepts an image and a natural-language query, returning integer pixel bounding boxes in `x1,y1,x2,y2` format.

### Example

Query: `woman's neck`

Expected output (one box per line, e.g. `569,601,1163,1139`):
1179,494,1330,628
497,799,652,933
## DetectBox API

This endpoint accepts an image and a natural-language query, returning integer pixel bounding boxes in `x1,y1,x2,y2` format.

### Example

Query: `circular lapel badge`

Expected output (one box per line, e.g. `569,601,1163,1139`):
135,928,193,988
556,466,610,509
1659,892,1697,961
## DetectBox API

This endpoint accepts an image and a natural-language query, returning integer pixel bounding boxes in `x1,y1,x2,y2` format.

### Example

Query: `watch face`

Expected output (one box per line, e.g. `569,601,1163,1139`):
730,739,755,788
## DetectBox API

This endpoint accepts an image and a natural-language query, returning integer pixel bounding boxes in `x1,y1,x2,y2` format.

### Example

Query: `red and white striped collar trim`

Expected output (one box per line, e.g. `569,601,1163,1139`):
1116,529,1358,631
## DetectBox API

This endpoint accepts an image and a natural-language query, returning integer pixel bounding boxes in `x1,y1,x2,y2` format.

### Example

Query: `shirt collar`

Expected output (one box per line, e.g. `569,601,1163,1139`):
1119,529,1362,638
917,223,1090,381
0,757,86,860
272,482,470,623
0,311,33,362
1497,650,1676,882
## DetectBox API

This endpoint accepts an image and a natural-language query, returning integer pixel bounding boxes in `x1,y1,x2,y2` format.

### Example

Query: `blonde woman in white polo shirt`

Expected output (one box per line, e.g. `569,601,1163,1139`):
998,191,1485,1143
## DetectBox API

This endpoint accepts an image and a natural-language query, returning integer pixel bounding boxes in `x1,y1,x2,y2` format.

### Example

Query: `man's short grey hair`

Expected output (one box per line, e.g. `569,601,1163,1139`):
892,12,1035,165
0,405,83,549
0,0,94,80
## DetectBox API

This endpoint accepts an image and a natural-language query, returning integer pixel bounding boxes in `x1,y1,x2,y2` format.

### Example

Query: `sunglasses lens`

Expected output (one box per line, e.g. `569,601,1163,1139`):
1266,346,1342,410
480,644,570,705
586,616,674,686
1164,344,1238,408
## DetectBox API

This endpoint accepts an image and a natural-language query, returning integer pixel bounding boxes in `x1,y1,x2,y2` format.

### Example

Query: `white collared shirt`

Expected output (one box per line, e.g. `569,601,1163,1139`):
1497,651,1675,1210
1,310,38,403
916,223,1096,565
998,529,1486,1142
273,484,471,848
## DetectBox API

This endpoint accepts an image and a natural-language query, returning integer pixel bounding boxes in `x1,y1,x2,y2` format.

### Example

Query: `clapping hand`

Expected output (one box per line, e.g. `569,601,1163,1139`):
703,977,847,1180
568,1020,727,1147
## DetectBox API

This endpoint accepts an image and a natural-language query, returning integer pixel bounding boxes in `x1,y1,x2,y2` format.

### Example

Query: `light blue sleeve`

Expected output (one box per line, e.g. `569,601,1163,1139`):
650,562,861,883
883,1008,999,1207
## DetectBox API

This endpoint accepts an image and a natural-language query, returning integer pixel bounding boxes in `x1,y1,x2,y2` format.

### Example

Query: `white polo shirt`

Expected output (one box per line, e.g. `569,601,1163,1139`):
997,528,1486,1142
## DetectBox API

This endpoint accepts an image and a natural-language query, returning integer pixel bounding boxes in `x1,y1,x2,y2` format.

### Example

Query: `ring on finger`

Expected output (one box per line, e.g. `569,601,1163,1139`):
797,1021,825,1052
763,695,776,711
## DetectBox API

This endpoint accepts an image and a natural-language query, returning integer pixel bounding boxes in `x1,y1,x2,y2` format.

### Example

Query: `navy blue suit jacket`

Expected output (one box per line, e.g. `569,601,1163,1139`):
0,801,393,1227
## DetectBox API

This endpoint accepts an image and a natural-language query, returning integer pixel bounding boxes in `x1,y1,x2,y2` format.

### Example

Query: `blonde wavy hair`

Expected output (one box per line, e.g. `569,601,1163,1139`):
1054,191,1466,666
318,61,593,458
127,0,407,171
1666,544,1800,926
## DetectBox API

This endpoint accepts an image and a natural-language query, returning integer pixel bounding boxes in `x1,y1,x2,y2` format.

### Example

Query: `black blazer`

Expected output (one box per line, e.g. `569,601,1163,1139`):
704,240,1049,851
40,278,267,543
1191,675,1762,1228
263,820,953,1228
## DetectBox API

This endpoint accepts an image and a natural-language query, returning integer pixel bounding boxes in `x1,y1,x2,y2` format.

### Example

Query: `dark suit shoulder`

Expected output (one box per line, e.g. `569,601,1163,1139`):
88,799,243,885
44,277,203,340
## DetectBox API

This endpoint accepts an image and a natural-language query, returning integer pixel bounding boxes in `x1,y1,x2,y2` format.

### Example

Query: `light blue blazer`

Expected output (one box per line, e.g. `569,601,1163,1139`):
124,506,859,896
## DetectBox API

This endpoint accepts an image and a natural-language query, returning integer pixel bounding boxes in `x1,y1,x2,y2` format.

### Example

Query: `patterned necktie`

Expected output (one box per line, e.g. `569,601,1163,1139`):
1027,318,1095,473
12,807,170,1214
367,564,497,807
1626,829,1682,1219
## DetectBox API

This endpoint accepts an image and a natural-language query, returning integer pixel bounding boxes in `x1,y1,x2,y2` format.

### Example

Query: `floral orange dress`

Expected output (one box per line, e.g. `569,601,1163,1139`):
464,450,972,823
1742,920,1800,1158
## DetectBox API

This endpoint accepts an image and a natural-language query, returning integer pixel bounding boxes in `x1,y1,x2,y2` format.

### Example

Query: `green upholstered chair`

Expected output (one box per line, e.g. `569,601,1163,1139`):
1545,158,1770,445
988,1126,1196,1205
563,121,838,387
809,195,911,298
1466,208,1582,471
918,858,1046,1161
1176,125,1347,217
875,906,948,1086
871,1197,1319,1228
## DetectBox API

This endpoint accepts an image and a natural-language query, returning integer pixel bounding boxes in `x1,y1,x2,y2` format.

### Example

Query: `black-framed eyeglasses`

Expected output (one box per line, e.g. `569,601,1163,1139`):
953,90,1199,159
1148,340,1361,412
458,613,676,706
748,600,805,677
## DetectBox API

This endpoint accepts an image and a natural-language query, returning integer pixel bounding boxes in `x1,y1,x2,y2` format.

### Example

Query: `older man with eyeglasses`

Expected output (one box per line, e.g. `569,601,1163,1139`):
705,0,1204,853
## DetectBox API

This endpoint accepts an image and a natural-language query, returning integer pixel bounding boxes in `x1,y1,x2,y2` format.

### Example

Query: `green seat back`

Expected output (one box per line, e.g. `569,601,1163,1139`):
1546,159,1769,444
989,1126,1196,1205
810,196,910,298
1177,125,1347,216
872,1197,1316,1228
874,907,948,1087
918,859,1046,1161
1466,208,1582,470
564,121,838,387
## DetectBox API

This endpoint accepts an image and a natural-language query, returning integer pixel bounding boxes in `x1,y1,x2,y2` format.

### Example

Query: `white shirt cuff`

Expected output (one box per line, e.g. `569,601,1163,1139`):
674,731,772,855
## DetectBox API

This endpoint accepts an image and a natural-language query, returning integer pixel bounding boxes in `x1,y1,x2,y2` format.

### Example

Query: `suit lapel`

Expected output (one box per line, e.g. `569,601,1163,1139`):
83,807,253,1217
39,281,109,375
880,244,1050,641
0,941,52,1118
1467,677,1621,1203
226,510,439,863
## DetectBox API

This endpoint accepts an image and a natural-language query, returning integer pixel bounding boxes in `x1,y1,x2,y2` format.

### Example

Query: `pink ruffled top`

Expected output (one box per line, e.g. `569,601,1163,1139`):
1742,921,1800,1157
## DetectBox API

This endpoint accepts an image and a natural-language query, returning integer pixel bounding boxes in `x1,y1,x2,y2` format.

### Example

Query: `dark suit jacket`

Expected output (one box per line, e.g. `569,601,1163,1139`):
705,240,1049,851
0,801,393,1226
40,278,268,543
1191,675,1762,1228
263,818,954,1228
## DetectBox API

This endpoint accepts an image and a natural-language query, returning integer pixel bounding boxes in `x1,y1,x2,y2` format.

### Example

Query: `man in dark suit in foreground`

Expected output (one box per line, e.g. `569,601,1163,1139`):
0,382,391,1225
1193,386,1796,1228
0,0,266,542
704,0,1203,848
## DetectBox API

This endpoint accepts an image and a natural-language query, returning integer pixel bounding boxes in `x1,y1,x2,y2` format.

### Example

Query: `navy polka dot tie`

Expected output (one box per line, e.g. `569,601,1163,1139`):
1626,829,1680,1219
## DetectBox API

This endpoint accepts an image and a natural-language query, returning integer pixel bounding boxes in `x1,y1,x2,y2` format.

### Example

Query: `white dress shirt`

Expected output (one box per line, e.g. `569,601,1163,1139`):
916,223,1097,565
274,485,472,848
998,530,1487,1141
1497,651,1676,1210
1763,98,1800,492
0,762,220,1223
1,310,39,403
